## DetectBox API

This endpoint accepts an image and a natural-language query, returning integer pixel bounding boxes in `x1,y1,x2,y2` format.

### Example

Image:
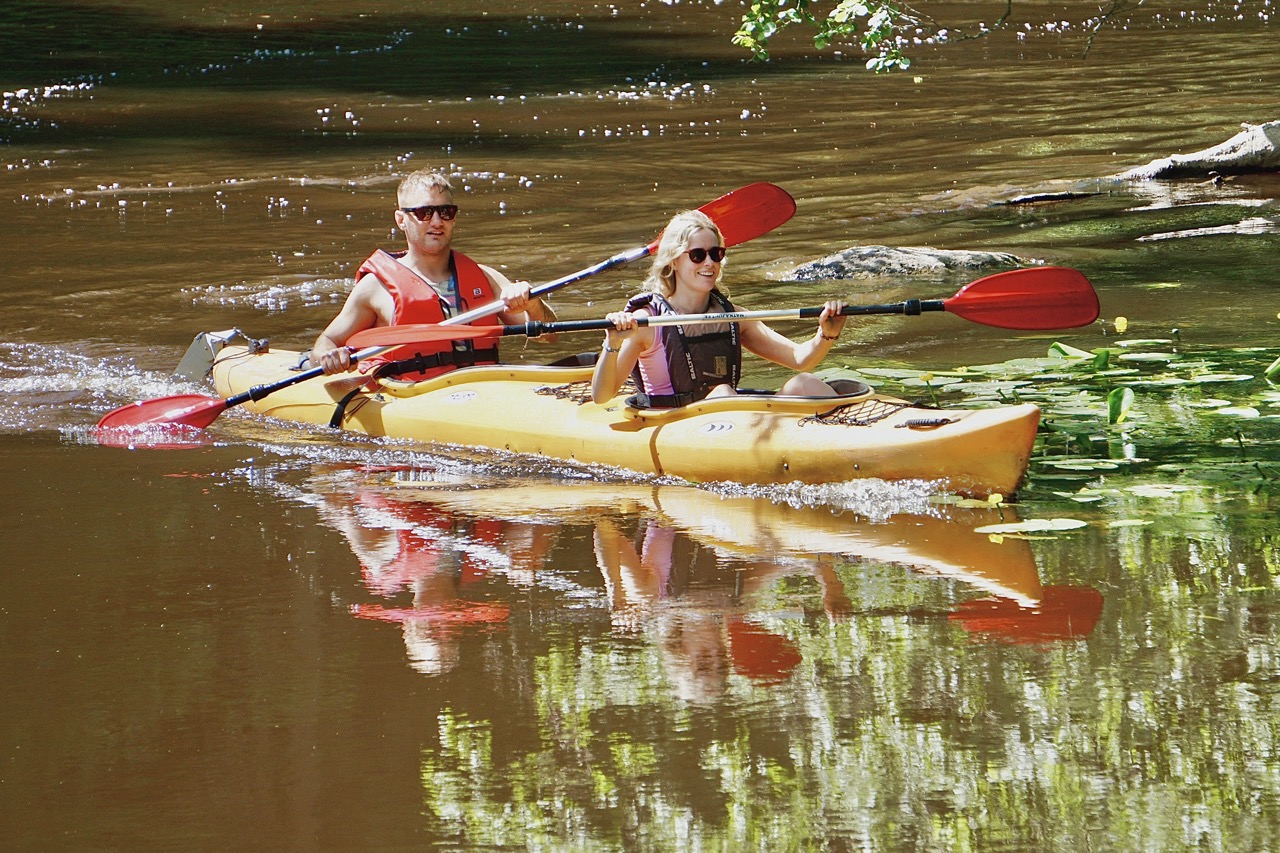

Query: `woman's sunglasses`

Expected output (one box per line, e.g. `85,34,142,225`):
685,246,727,264
401,204,459,222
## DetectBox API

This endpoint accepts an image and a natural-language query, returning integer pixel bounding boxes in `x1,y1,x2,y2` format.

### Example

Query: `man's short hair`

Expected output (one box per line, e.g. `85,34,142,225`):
397,169,454,205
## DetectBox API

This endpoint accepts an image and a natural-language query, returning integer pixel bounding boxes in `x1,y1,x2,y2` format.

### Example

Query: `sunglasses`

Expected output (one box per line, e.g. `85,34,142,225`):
400,204,459,222
685,246,727,264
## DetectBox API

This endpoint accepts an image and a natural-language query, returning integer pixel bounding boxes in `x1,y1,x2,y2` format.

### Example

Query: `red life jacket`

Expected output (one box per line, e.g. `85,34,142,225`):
358,249,501,381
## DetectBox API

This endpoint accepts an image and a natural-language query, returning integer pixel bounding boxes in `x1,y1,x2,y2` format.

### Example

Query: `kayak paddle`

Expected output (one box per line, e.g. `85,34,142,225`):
347,266,1101,348
446,181,795,324
96,182,797,432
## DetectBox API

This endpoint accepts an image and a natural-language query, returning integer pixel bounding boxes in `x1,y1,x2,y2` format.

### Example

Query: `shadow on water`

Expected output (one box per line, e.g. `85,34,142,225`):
1,1,767,147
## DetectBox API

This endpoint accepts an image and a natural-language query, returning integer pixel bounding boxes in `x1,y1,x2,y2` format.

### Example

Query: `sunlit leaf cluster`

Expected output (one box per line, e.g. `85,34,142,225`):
734,0,919,70
732,0,1183,72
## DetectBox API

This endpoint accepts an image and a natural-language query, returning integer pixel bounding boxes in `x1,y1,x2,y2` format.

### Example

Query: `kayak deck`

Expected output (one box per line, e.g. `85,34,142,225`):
211,346,1040,496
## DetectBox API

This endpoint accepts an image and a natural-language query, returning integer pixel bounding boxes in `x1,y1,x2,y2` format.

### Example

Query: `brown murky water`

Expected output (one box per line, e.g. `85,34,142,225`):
3,2,1279,849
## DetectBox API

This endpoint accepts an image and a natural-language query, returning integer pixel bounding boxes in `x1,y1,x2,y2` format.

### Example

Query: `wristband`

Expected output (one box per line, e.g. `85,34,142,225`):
820,333,839,341
603,344,621,353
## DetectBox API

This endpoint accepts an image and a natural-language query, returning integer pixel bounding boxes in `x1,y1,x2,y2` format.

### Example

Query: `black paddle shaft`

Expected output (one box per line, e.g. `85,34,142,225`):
501,299,945,338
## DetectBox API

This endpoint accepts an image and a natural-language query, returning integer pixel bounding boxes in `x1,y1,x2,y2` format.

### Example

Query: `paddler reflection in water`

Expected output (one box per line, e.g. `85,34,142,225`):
591,209,848,407
592,516,851,703
319,485,558,676
309,169,555,380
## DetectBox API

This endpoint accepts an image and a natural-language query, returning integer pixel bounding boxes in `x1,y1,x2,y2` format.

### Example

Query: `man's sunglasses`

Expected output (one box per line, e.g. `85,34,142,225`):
685,246,726,264
401,204,459,222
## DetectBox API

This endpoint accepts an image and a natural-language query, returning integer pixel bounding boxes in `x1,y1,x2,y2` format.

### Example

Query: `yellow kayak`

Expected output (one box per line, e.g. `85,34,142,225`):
211,346,1040,496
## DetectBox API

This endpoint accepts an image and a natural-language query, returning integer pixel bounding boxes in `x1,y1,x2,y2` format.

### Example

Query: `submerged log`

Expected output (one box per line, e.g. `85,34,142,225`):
1117,120,1280,180
789,245,1022,281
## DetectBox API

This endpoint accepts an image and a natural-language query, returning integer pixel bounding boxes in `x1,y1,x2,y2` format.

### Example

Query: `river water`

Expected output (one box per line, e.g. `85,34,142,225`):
3,1,1280,849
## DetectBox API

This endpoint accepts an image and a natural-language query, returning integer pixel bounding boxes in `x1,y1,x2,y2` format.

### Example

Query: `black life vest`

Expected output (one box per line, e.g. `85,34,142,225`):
625,289,742,408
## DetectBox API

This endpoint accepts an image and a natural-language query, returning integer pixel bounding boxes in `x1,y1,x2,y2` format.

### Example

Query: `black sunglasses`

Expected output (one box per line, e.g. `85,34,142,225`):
400,204,459,222
686,246,726,264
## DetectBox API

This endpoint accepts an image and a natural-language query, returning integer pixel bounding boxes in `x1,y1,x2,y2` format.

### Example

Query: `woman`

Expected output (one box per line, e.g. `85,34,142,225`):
591,209,847,407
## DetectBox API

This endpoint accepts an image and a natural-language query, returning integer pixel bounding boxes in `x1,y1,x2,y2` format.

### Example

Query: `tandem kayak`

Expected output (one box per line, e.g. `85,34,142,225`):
209,345,1040,496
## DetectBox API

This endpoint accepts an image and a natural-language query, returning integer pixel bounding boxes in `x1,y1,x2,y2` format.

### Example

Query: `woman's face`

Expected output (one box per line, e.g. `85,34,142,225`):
672,228,724,295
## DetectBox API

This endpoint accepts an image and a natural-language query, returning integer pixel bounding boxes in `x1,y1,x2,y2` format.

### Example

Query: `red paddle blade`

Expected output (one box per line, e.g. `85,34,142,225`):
701,182,796,248
347,323,499,349
943,266,1099,330
96,393,229,429
643,182,798,253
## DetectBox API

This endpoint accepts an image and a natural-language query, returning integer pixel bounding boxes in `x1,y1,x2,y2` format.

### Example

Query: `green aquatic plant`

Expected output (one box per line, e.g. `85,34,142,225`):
821,339,1280,495
1266,354,1280,382
1107,387,1135,425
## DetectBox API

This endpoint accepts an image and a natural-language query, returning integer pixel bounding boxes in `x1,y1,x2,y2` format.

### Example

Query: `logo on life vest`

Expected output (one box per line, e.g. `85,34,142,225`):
472,287,484,297
714,356,727,375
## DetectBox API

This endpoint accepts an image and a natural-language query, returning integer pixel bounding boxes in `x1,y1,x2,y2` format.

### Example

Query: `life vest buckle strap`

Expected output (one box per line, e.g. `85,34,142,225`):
378,346,500,378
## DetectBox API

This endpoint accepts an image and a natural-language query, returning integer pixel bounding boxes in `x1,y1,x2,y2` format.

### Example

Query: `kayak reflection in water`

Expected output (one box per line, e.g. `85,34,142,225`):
318,486,558,675
591,209,848,408
311,474,1102,679
591,509,1104,701
308,169,556,381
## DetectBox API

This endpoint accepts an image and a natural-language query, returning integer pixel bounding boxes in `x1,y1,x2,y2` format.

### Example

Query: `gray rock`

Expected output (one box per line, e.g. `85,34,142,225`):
1117,120,1280,180
789,245,1023,281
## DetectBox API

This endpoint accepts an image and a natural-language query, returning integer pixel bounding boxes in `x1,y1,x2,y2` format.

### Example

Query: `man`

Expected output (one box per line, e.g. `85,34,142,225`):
310,169,553,380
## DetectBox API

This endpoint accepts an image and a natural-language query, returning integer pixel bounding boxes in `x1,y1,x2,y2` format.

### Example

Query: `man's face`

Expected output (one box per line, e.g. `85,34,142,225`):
395,185,455,254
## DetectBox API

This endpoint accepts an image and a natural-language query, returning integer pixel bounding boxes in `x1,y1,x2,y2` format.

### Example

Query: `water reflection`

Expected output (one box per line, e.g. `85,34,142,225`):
313,474,556,674
299,466,1101,684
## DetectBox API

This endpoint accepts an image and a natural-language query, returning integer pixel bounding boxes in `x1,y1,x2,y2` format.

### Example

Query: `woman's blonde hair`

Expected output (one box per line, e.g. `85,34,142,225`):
643,209,727,298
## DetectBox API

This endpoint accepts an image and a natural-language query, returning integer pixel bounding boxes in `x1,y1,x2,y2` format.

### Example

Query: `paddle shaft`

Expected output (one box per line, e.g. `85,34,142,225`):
448,245,654,326
225,346,388,409
497,300,941,338
346,266,1100,350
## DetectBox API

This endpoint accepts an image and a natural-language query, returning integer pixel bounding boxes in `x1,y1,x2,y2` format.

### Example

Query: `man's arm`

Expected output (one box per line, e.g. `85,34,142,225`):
310,275,390,374
482,264,558,341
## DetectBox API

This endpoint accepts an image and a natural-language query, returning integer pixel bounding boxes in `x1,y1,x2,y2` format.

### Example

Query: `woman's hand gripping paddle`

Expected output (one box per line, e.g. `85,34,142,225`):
96,183,797,433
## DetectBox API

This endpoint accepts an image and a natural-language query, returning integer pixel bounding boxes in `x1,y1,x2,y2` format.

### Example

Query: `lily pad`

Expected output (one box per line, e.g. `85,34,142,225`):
1116,339,1174,347
1125,377,1193,387
974,518,1089,534
856,367,926,379
1118,352,1178,362
900,376,963,388
1041,459,1123,471
1125,484,1203,498
1191,373,1254,383
1048,342,1095,359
